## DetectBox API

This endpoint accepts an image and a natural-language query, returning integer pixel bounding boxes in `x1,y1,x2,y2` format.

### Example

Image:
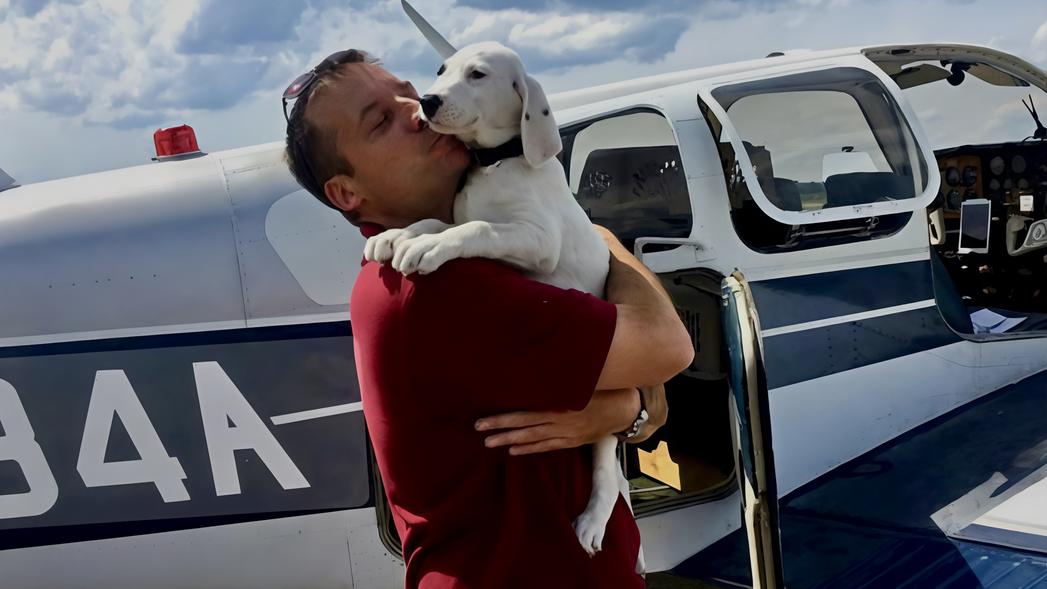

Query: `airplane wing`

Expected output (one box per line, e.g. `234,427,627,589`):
679,368,1047,587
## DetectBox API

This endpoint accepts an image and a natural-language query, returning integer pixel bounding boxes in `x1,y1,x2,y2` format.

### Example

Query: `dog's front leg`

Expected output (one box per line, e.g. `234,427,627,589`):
391,219,560,276
364,218,454,264
573,435,621,556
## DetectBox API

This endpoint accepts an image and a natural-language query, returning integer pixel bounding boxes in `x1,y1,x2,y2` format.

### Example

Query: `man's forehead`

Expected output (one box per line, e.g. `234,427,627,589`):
307,63,402,126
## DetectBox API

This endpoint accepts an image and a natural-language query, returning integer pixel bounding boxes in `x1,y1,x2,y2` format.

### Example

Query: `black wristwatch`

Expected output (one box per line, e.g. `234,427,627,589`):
614,389,649,441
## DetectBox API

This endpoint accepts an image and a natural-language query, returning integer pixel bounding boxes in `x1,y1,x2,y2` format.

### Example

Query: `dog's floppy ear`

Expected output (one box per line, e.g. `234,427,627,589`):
515,73,561,167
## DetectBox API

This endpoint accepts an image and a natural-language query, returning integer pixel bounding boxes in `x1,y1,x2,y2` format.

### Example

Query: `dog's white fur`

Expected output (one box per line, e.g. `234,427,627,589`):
363,41,643,571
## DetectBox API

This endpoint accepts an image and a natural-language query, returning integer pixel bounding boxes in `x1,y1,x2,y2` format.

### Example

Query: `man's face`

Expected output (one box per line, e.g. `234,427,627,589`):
308,62,471,228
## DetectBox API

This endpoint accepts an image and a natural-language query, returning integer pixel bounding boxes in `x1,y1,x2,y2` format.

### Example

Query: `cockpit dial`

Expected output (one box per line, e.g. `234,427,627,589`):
962,166,978,187
990,156,1006,176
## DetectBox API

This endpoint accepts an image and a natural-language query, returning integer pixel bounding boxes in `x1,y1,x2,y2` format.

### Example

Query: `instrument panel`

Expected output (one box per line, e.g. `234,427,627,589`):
934,141,1047,312
937,142,1047,217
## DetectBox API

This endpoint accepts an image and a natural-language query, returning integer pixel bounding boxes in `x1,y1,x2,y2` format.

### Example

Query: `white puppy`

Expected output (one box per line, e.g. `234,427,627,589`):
363,41,642,570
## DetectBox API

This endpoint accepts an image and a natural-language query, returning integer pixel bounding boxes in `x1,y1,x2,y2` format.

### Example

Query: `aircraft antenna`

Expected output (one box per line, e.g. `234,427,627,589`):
1021,94,1047,141
401,0,457,59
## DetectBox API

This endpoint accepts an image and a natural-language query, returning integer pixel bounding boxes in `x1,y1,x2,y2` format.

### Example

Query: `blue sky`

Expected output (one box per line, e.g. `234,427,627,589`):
1,0,1045,184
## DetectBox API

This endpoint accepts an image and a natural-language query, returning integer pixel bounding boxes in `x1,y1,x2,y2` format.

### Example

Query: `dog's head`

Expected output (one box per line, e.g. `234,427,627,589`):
419,41,561,168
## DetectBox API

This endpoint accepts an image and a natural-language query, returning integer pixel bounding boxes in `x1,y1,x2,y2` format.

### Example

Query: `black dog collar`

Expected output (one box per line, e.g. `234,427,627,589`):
471,136,524,167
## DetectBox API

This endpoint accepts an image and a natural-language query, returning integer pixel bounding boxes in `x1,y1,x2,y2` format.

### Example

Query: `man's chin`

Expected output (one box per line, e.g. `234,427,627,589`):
430,134,470,161
427,119,475,139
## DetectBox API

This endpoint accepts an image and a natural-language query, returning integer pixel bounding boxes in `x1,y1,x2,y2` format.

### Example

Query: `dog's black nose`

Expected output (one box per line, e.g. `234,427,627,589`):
420,94,443,119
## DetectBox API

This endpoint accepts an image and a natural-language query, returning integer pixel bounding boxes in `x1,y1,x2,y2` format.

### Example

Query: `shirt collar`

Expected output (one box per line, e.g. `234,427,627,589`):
359,222,384,238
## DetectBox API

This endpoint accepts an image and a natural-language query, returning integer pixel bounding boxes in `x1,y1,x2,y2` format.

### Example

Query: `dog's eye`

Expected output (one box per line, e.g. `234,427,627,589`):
469,70,487,80
437,64,446,76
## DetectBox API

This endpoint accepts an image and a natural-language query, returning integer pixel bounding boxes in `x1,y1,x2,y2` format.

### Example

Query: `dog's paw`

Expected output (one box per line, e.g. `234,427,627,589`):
364,228,416,264
573,512,605,557
391,234,461,275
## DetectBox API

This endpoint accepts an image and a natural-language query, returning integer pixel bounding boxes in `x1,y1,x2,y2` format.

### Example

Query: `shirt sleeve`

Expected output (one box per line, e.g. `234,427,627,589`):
406,258,617,414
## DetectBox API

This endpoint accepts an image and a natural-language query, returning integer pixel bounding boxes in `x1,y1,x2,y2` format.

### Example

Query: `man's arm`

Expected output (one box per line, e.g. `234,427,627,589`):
477,383,667,454
477,228,686,454
594,226,694,390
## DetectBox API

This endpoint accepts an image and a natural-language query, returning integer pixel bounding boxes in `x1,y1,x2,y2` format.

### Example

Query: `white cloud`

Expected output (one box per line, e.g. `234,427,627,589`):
1,0,1046,184
1033,19,1047,61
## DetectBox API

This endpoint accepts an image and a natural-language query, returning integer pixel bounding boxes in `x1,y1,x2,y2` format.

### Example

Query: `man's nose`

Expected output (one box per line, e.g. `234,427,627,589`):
419,94,442,119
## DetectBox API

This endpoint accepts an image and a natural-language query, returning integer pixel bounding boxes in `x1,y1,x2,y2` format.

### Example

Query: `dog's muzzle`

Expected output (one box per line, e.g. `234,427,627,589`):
420,94,443,119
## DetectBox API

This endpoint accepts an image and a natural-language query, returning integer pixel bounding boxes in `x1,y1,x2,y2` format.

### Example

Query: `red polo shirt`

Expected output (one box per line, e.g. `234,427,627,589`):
351,253,643,588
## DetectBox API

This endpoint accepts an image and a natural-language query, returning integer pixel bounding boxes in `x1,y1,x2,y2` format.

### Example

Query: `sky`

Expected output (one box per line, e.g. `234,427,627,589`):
1,0,1046,185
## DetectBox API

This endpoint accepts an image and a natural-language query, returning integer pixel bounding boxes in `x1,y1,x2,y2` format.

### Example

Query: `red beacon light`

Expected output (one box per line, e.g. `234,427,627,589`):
153,124,203,161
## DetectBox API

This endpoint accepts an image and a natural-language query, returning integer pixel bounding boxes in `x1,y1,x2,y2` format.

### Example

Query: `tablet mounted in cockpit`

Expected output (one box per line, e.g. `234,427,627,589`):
958,198,991,254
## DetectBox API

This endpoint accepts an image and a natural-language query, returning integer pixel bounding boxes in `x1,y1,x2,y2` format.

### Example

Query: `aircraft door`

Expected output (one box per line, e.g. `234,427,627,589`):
722,272,784,589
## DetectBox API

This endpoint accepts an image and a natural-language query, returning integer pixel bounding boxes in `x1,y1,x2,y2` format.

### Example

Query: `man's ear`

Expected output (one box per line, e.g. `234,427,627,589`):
323,175,363,214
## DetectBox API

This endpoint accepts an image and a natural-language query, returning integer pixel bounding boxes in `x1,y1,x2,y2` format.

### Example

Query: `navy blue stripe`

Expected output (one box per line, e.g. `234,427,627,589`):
0,506,367,551
0,320,369,544
763,305,960,388
751,261,933,330
0,320,351,359
955,524,1047,554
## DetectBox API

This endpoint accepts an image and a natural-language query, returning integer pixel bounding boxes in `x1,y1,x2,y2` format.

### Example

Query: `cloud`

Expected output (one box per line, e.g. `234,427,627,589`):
455,0,689,10
177,0,310,54
98,109,170,130
9,0,52,17
443,8,689,71
1033,19,1047,61
148,56,272,110
2,0,1047,186
20,86,89,116
0,0,307,125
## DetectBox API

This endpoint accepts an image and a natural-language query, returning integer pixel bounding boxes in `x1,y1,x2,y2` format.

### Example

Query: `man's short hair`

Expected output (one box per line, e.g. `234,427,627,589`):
283,49,379,225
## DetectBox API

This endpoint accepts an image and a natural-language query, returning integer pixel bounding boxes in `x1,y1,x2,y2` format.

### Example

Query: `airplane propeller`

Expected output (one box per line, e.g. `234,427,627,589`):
401,0,458,59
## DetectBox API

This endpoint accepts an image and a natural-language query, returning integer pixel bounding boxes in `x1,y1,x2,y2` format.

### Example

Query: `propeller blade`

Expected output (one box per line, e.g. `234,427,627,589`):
401,0,457,59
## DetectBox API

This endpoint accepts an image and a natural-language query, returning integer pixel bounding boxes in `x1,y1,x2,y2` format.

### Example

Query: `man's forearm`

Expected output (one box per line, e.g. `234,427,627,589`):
592,226,695,391
628,384,667,444
596,226,675,309
590,383,667,443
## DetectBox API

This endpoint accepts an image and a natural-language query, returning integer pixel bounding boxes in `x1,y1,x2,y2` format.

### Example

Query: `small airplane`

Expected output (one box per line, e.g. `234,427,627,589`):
1,1,1045,586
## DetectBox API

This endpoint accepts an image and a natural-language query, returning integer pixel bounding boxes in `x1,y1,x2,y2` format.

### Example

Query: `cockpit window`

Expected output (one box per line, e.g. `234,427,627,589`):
709,67,932,223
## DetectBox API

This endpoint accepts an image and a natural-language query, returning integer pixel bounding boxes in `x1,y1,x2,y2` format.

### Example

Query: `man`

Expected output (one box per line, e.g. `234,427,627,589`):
283,50,693,588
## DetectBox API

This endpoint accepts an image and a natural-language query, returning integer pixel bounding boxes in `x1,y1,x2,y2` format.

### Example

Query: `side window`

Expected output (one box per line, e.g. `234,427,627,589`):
700,67,928,253
726,90,898,212
710,68,930,219
559,110,692,249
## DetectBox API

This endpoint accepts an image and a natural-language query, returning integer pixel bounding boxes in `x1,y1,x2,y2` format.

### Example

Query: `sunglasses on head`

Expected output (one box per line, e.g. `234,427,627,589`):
281,49,362,123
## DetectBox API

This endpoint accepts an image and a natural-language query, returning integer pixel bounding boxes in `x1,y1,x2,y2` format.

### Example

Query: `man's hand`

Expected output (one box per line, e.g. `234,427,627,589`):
476,388,640,455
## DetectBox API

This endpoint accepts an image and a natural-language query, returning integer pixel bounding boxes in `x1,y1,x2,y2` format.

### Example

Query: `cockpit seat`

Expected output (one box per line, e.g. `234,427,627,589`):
930,249,1047,334
824,172,915,208
930,248,974,333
